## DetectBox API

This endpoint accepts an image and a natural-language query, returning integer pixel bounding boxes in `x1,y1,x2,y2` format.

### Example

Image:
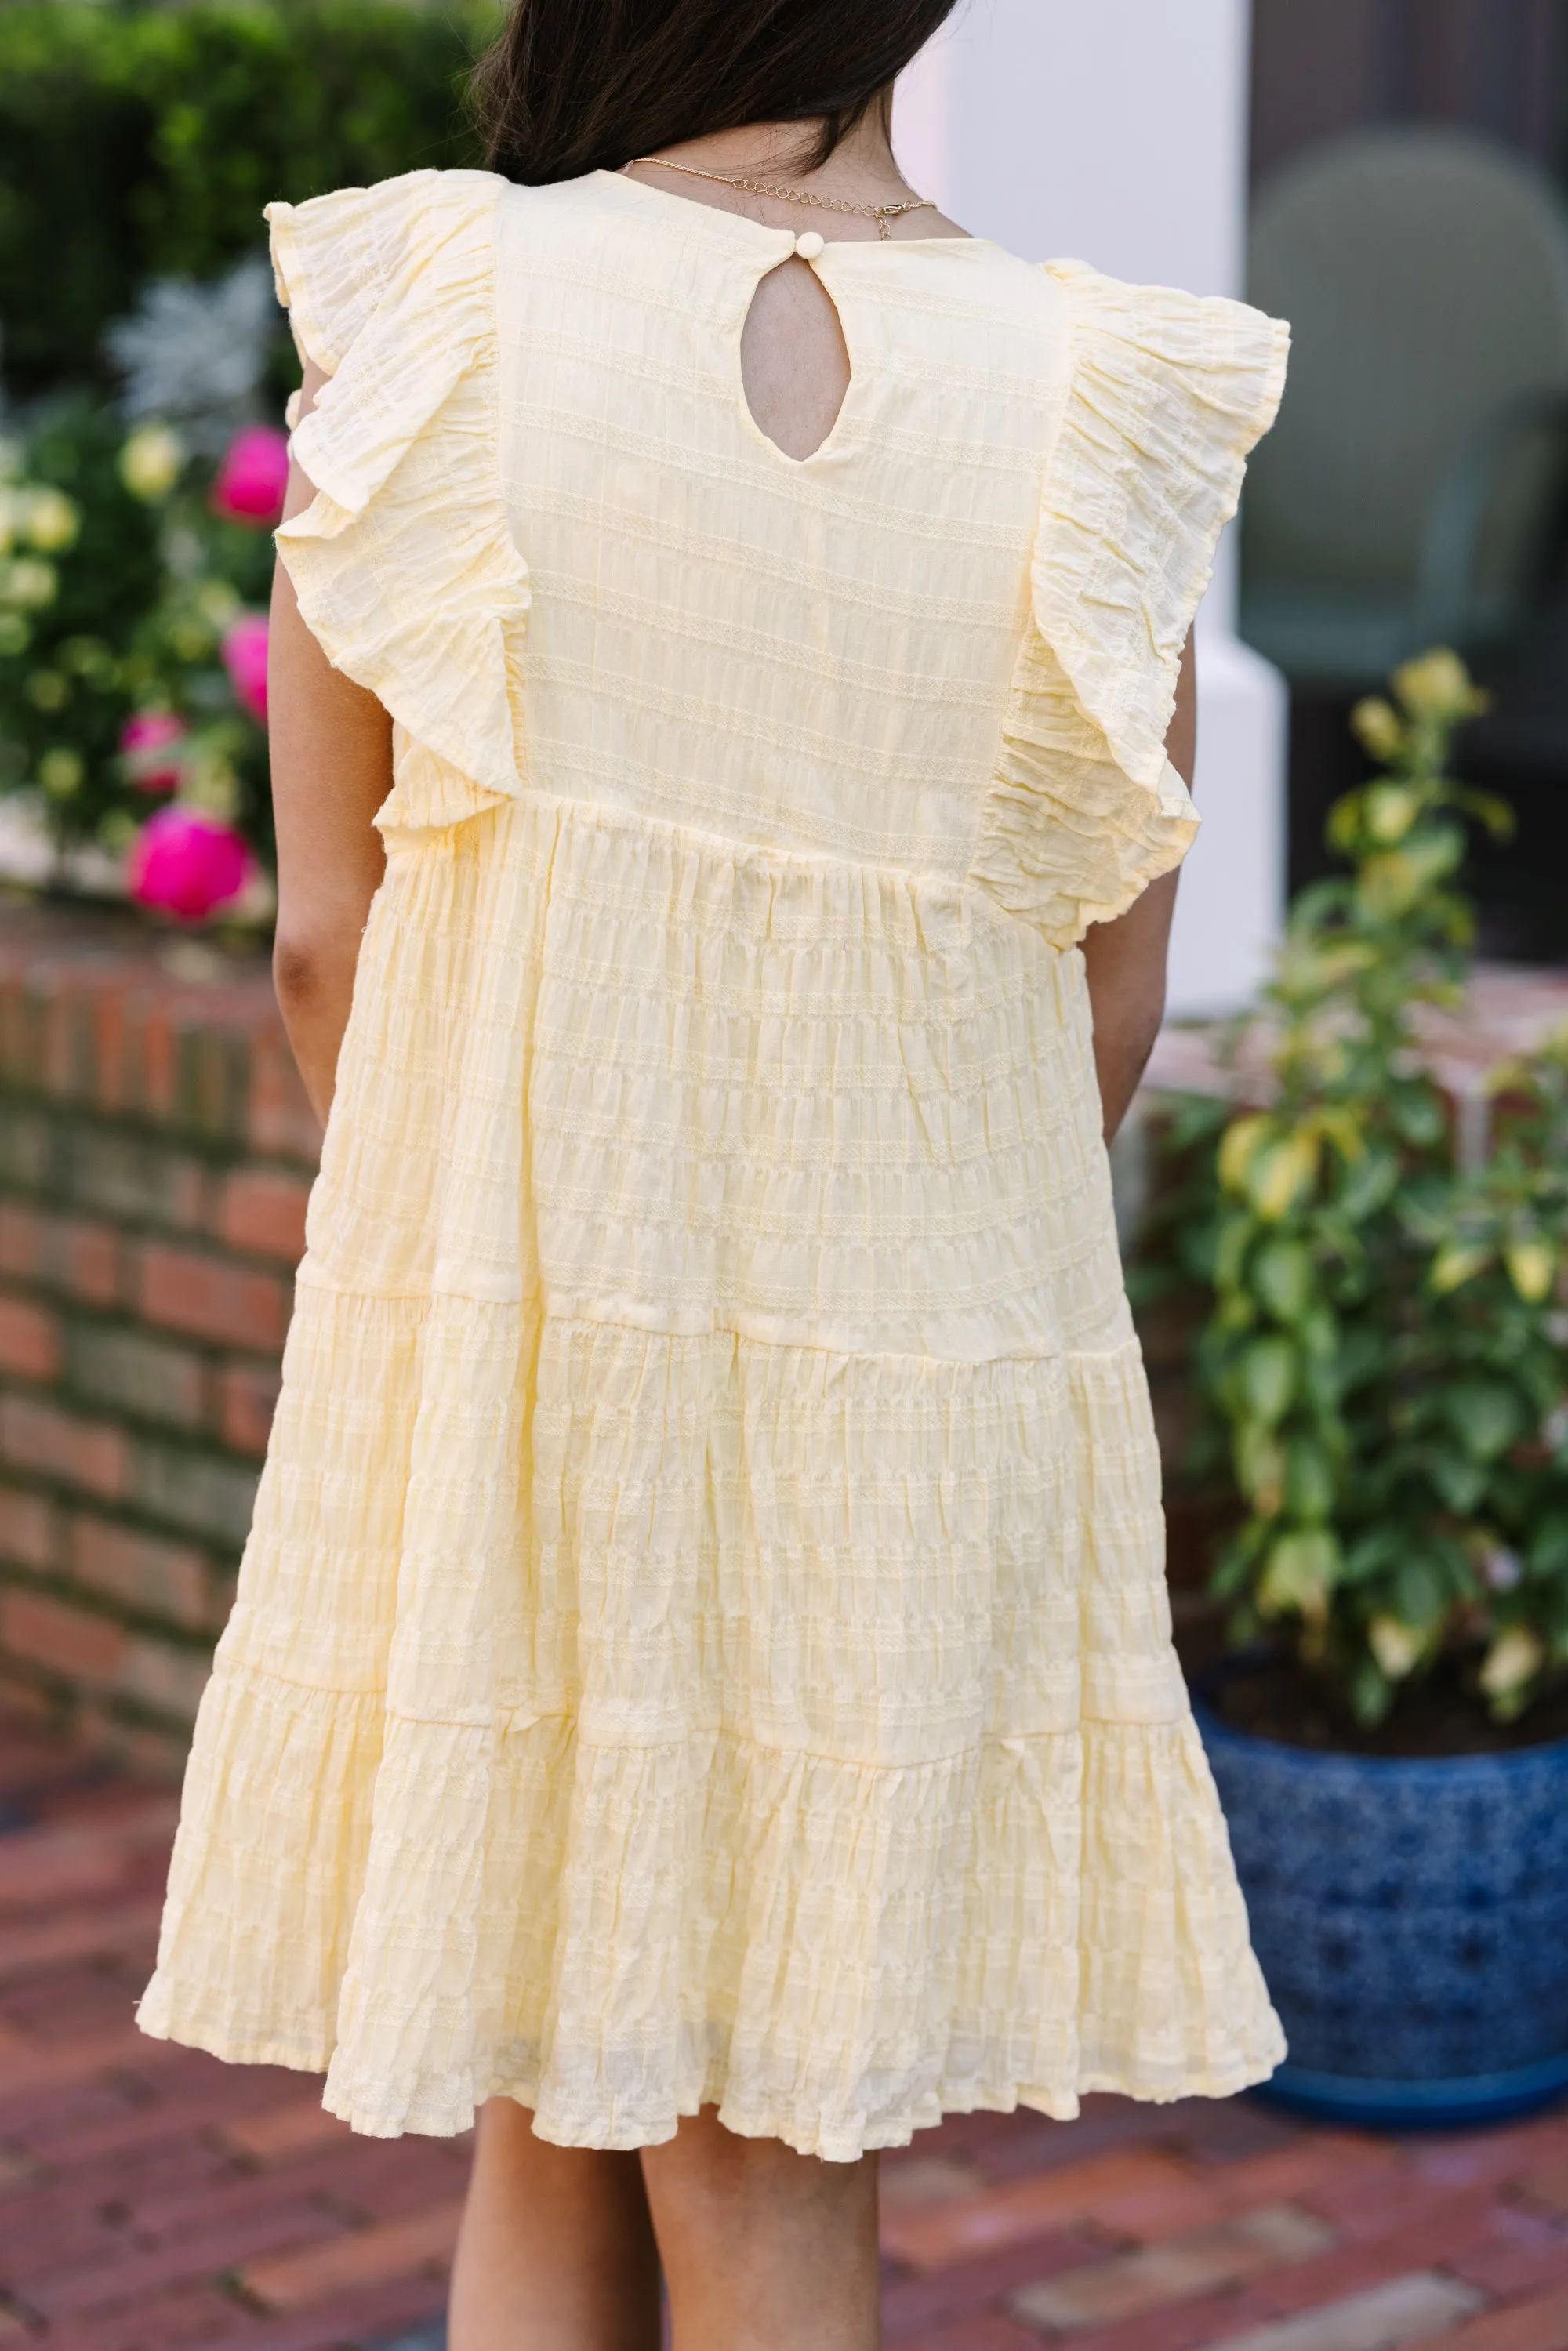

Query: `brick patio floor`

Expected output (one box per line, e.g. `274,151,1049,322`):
5,1716,1568,2351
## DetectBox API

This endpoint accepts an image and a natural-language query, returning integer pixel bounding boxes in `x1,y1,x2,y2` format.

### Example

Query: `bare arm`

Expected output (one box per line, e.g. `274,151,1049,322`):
268,357,394,1126
1079,629,1196,1145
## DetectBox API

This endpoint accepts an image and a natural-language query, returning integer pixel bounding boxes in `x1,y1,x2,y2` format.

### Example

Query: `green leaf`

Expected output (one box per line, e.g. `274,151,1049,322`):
1459,788,1516,843
1394,1555,1449,1631
1356,850,1425,920
1337,1147,1400,1224
1348,1652,1396,1728
1251,1238,1313,1323
1431,1242,1492,1296
1245,1134,1320,1223
1394,1091,1447,1148
1258,1527,1341,1620
1235,1423,1287,1514
1504,1241,1557,1304
1369,1614,1424,1678
1284,1437,1336,1523
1443,1381,1526,1463
1213,1212,1252,1293
1218,1114,1273,1198
1337,1330,1385,1395
1426,1448,1488,1514
1341,1529,1402,1585
1363,783,1418,843
1527,1517,1568,1576
1210,1535,1261,1599
1298,1307,1341,1364
1236,1336,1298,1428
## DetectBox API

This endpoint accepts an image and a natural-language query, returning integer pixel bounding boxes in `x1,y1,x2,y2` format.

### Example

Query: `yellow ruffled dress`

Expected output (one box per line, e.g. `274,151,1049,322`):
139,165,1291,2159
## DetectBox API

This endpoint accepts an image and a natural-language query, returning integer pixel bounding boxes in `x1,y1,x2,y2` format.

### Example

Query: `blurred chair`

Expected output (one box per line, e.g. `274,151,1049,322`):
1242,128,1568,691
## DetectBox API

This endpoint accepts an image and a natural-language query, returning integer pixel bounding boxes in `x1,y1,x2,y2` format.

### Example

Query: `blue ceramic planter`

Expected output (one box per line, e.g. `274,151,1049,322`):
1195,1685,1568,2127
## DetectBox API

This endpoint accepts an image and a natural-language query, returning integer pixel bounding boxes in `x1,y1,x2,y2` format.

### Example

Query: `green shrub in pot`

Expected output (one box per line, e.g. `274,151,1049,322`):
1147,651,1568,1734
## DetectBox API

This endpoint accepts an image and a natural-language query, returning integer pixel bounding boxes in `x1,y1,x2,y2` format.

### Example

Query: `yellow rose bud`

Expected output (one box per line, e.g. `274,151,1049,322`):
2,557,57,610
195,579,241,629
118,423,185,502
170,619,211,662
23,487,79,553
38,747,84,799
97,810,139,856
24,670,68,713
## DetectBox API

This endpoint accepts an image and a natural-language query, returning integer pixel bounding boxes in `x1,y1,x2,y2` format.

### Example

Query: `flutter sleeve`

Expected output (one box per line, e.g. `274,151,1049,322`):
267,168,531,831
968,262,1290,947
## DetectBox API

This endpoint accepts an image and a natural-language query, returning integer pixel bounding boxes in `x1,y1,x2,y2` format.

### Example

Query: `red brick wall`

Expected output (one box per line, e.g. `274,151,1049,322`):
0,905,319,1776
3,901,1563,1778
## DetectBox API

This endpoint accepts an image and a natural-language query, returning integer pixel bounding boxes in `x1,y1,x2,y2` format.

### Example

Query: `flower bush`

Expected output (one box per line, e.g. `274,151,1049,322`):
0,0,498,402
0,0,503,916
1145,652,1568,1729
0,401,278,920
129,804,256,923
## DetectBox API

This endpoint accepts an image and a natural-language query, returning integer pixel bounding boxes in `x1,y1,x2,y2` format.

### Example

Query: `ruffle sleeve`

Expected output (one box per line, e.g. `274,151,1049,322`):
969,262,1290,949
267,169,531,833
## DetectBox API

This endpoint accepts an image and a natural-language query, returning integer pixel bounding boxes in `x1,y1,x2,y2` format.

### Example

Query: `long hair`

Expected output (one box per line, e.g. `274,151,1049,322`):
474,0,963,186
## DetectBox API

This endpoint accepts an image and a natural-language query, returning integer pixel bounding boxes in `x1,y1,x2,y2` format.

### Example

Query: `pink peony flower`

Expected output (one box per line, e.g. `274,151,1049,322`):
119,710,187,793
211,424,289,524
129,806,253,923
221,612,269,724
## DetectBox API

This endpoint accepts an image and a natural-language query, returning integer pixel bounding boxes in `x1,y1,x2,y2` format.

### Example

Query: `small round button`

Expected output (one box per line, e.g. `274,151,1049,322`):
794,230,826,261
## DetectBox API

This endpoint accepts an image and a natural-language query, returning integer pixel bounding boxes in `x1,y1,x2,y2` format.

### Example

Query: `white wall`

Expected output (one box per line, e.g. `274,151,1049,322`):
896,0,1288,1015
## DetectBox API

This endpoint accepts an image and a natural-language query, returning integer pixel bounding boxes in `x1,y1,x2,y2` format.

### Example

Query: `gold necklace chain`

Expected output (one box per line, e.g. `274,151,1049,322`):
626,157,933,241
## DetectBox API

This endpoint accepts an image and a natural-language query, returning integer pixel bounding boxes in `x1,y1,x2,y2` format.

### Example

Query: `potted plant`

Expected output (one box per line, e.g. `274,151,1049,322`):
1142,651,1568,2124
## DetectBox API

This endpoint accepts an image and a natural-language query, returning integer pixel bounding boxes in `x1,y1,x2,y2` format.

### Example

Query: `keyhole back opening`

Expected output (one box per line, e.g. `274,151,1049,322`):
739,254,852,464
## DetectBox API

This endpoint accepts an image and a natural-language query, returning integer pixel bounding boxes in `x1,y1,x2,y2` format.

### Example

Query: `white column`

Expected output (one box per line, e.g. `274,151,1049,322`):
896,0,1287,1017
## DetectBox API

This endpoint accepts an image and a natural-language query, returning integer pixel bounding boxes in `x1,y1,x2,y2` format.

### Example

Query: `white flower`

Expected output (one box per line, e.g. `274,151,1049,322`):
1482,1547,1524,1593
107,257,279,452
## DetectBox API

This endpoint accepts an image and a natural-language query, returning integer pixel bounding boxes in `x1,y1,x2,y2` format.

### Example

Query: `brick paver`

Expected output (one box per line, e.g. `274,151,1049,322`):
2,1711,1568,2351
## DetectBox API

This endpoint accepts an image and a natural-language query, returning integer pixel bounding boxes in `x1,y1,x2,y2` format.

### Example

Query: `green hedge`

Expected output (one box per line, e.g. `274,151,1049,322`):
0,0,500,399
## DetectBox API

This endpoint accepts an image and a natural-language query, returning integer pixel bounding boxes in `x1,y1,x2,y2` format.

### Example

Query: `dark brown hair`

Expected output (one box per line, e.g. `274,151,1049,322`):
474,0,963,185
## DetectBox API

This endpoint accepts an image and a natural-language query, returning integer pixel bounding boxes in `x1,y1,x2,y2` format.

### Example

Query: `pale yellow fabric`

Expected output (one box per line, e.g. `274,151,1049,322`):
139,167,1291,2157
